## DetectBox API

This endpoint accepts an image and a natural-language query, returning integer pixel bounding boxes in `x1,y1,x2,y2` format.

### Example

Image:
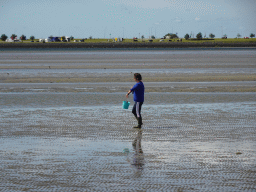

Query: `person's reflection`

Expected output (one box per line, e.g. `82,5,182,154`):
131,130,144,170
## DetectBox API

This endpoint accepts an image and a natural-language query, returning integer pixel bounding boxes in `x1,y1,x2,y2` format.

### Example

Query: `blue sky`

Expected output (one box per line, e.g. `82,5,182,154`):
1,0,255,39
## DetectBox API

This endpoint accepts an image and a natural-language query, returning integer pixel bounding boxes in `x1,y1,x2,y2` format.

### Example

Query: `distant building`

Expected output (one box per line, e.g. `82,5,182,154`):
48,37,60,42
45,38,51,42
65,36,70,42
47,36,70,42
114,38,123,42
5,39,14,42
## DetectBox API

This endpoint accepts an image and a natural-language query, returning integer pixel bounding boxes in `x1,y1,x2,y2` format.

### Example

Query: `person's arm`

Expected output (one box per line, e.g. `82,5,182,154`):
126,90,132,98
126,84,138,98
126,83,140,98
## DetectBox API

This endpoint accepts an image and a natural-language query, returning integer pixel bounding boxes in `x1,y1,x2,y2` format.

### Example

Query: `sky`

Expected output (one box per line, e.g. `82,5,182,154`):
1,0,256,39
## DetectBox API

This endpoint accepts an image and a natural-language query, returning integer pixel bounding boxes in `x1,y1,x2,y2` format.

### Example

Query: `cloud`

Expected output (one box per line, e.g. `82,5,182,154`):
106,0,181,10
175,17,183,23
154,20,163,25
123,0,172,9
120,5,133,14
104,0,222,17
194,16,210,23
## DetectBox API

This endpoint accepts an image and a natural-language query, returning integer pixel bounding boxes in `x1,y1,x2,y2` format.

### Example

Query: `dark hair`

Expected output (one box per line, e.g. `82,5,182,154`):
134,73,142,81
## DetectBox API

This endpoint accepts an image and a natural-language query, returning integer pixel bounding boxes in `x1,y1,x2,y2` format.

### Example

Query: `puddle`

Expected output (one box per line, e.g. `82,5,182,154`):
0,136,131,161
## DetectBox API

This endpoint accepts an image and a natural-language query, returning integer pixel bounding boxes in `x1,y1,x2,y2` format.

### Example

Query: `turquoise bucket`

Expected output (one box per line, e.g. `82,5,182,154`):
122,101,130,109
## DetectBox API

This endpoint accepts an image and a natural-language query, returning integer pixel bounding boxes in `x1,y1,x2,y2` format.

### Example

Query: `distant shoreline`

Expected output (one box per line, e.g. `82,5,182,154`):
1,42,256,49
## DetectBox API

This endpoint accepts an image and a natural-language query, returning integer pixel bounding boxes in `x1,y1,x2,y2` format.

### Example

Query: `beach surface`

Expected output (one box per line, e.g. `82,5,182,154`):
1,48,256,92
0,48,256,191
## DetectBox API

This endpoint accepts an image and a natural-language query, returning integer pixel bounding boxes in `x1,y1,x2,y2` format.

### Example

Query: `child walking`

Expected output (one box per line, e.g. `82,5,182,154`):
126,73,144,128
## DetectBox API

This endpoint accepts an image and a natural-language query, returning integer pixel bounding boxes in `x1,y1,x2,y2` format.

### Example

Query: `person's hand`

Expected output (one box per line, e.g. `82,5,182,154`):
126,93,129,98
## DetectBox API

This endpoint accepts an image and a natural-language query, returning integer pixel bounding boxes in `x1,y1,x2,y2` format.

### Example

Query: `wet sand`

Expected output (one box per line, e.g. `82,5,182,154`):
1,92,256,191
1,49,256,92
0,49,256,191
0,81,256,93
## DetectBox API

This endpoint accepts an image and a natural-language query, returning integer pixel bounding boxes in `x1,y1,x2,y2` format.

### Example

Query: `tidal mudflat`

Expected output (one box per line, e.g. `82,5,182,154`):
0,48,256,191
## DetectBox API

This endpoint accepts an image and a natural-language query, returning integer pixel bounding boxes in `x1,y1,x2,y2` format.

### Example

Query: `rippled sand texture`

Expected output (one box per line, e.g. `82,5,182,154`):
1,49,256,87
0,49,256,191
1,48,256,92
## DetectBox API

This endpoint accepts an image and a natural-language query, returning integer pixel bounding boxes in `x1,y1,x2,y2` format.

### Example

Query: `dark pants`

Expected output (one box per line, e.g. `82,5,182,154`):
132,102,143,118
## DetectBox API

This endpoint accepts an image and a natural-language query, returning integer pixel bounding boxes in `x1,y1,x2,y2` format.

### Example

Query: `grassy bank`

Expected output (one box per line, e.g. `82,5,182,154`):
2,38,256,43
1,38,256,48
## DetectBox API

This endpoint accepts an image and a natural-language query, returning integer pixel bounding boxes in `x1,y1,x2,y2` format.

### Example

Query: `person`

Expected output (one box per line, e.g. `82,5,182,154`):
126,73,144,128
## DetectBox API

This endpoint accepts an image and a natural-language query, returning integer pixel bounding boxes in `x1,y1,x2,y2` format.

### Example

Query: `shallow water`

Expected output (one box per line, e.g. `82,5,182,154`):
1,92,256,108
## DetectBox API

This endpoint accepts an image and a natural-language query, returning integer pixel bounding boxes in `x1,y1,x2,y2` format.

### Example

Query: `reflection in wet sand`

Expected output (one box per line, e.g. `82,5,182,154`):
131,130,144,171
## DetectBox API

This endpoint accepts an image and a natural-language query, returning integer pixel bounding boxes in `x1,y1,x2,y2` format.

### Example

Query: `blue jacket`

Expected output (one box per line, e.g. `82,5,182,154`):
130,81,144,102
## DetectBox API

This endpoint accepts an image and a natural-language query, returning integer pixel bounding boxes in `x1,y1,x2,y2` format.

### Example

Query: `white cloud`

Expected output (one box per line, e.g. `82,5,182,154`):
120,0,173,9
195,17,200,21
112,0,219,14
175,17,182,22
154,20,163,25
